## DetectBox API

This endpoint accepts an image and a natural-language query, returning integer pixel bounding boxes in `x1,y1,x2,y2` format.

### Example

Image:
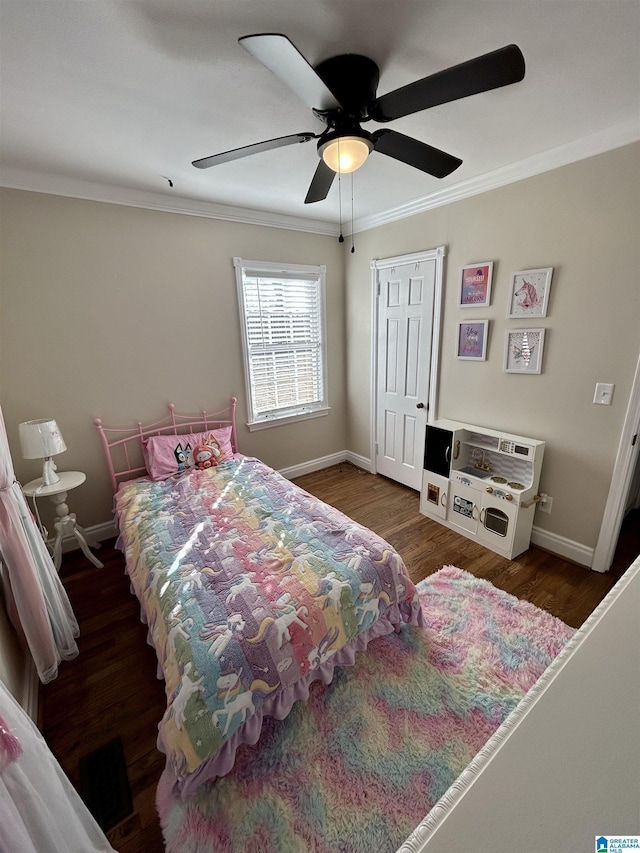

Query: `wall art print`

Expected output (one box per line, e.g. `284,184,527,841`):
456,320,489,360
504,328,545,373
507,267,553,318
459,262,494,307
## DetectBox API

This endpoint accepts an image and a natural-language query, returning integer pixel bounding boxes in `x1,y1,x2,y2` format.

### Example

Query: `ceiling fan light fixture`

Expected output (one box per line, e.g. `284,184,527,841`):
320,135,373,173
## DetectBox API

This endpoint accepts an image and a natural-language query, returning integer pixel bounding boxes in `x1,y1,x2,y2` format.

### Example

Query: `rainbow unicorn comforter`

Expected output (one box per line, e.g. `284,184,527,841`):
115,456,425,796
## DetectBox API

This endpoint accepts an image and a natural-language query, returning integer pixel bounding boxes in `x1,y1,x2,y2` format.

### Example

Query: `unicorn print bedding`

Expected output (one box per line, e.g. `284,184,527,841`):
114,455,425,796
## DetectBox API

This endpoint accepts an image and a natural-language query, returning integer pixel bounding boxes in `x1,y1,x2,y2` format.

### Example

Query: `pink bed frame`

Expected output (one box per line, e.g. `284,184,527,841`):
94,398,238,494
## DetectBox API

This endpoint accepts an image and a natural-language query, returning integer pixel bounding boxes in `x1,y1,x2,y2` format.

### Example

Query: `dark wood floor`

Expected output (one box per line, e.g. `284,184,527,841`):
42,463,639,852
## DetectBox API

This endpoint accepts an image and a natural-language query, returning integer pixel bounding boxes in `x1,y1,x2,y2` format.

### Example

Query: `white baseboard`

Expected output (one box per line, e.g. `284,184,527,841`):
344,451,373,472
84,519,118,541
52,519,117,553
531,524,594,568
279,450,373,480
279,451,348,480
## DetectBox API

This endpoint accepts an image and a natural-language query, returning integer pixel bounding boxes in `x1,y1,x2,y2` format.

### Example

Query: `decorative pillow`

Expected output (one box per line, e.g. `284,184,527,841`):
142,427,234,481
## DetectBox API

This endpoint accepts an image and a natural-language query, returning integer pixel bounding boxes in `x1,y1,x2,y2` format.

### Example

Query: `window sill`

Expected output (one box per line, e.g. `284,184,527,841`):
247,407,331,432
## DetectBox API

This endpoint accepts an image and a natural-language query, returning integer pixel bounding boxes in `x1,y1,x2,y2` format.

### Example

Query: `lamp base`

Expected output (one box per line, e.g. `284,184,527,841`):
42,457,60,486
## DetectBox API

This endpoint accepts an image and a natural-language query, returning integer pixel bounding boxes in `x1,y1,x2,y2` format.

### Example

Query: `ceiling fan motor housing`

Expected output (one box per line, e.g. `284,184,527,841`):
313,54,380,121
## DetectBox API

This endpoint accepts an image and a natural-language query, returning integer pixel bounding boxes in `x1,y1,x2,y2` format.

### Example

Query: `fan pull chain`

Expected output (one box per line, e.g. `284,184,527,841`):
338,138,344,243
350,172,355,253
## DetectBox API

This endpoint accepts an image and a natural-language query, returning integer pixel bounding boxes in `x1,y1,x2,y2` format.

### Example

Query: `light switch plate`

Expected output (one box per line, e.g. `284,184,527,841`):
593,382,615,405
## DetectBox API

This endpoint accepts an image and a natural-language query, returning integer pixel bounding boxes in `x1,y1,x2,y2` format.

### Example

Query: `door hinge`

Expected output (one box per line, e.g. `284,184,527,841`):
632,433,638,447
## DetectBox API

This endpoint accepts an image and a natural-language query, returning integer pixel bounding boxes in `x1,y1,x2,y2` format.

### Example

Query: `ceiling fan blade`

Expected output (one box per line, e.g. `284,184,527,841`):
192,132,316,169
305,160,335,203
239,33,342,112
369,44,525,122
372,129,462,178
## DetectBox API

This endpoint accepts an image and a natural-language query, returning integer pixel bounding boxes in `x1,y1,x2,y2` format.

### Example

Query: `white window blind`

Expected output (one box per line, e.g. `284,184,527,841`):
235,259,328,427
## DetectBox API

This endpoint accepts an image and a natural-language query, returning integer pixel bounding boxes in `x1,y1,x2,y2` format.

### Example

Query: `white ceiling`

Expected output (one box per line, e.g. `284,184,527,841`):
1,0,639,234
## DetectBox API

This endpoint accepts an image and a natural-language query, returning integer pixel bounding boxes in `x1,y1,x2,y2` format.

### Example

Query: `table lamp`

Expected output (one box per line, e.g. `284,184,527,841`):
19,418,67,486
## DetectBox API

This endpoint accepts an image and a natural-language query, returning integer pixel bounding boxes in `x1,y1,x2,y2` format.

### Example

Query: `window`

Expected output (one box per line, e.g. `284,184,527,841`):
234,258,329,429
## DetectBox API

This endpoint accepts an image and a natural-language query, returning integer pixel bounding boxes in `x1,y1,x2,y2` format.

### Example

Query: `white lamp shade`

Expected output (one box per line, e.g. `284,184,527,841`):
19,419,67,459
320,136,372,174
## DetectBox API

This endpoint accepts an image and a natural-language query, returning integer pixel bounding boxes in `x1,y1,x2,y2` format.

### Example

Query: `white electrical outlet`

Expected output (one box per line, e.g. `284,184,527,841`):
538,493,553,513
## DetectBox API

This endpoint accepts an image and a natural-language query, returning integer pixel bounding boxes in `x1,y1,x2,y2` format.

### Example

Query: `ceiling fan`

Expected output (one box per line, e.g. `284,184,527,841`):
192,33,525,204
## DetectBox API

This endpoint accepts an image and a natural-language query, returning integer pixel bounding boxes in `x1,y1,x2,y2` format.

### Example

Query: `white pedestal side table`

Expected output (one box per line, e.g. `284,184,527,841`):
22,471,104,570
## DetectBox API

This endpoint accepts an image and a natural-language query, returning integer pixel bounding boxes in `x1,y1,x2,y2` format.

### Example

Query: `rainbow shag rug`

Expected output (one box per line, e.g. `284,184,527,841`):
156,566,574,853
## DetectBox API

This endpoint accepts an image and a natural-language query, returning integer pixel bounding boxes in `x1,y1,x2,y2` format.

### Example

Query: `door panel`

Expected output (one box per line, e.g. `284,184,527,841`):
402,415,416,465
376,257,436,490
383,411,396,458
385,318,399,393
405,317,420,397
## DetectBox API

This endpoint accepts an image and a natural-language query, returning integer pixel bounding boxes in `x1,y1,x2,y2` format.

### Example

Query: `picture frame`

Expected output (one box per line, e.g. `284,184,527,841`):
507,267,553,318
456,320,489,360
459,262,494,307
504,328,546,374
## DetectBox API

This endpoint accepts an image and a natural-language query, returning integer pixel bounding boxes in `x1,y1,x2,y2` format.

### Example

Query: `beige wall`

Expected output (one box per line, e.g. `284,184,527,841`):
0,190,346,529
346,143,640,550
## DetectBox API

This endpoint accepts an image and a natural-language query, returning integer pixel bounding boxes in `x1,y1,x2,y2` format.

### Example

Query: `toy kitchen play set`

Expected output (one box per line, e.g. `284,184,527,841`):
420,420,545,559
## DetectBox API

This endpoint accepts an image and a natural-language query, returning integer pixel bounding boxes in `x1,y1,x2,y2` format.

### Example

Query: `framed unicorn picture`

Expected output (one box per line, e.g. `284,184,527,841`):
504,328,546,373
507,267,553,318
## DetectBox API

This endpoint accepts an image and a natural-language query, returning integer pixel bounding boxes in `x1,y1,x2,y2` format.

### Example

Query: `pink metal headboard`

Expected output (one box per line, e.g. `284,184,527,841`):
94,397,238,494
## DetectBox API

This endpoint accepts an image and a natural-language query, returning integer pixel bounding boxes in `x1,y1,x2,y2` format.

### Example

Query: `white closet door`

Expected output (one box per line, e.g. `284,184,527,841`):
375,256,436,490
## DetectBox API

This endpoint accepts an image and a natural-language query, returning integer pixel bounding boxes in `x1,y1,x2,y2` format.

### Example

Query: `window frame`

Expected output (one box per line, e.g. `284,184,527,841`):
234,257,330,431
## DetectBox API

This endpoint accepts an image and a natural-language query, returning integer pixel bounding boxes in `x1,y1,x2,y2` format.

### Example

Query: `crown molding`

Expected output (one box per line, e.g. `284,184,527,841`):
349,118,640,235
0,168,339,236
2,118,638,238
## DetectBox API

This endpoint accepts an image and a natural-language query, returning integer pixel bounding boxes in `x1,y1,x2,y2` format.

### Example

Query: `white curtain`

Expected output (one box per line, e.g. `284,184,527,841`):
0,404,79,683
0,678,116,853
